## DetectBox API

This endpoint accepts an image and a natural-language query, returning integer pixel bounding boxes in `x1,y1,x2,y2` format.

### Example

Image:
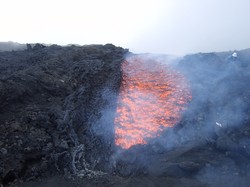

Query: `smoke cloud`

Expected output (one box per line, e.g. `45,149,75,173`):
89,49,250,186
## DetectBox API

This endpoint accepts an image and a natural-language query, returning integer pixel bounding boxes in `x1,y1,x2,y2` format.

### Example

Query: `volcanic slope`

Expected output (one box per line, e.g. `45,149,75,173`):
1,45,250,187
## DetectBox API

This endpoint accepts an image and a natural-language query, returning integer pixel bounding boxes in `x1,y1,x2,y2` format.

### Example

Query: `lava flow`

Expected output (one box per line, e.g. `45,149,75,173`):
114,55,192,149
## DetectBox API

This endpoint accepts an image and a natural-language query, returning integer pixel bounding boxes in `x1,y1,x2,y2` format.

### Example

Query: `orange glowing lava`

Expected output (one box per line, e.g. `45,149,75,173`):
114,55,192,149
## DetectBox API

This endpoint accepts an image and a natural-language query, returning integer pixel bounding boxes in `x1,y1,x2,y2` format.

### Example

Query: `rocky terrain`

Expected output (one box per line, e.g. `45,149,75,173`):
0,44,250,187
0,44,127,186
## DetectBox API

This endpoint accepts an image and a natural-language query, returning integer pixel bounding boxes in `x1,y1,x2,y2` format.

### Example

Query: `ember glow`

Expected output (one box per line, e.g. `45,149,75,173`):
114,56,192,149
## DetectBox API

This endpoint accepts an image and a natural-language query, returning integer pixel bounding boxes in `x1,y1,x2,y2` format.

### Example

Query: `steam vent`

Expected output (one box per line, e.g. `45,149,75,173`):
115,56,192,149
1,43,250,186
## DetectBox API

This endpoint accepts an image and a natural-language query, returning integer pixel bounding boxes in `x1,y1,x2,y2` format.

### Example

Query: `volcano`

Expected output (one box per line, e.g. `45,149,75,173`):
115,55,192,149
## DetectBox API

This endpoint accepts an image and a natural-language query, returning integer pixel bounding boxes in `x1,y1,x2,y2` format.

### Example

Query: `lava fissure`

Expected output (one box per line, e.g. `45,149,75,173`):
114,56,192,149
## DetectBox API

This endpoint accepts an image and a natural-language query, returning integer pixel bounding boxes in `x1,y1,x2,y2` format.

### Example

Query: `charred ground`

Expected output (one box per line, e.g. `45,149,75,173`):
0,44,250,187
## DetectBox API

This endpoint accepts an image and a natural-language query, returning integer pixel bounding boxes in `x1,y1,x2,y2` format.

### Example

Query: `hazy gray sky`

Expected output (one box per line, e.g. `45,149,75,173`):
1,0,250,55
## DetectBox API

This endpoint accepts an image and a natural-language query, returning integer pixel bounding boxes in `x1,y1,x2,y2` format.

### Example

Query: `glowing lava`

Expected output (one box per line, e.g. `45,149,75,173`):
114,55,192,149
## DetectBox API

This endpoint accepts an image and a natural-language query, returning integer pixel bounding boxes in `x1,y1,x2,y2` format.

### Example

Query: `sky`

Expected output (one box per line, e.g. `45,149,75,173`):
1,0,250,55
